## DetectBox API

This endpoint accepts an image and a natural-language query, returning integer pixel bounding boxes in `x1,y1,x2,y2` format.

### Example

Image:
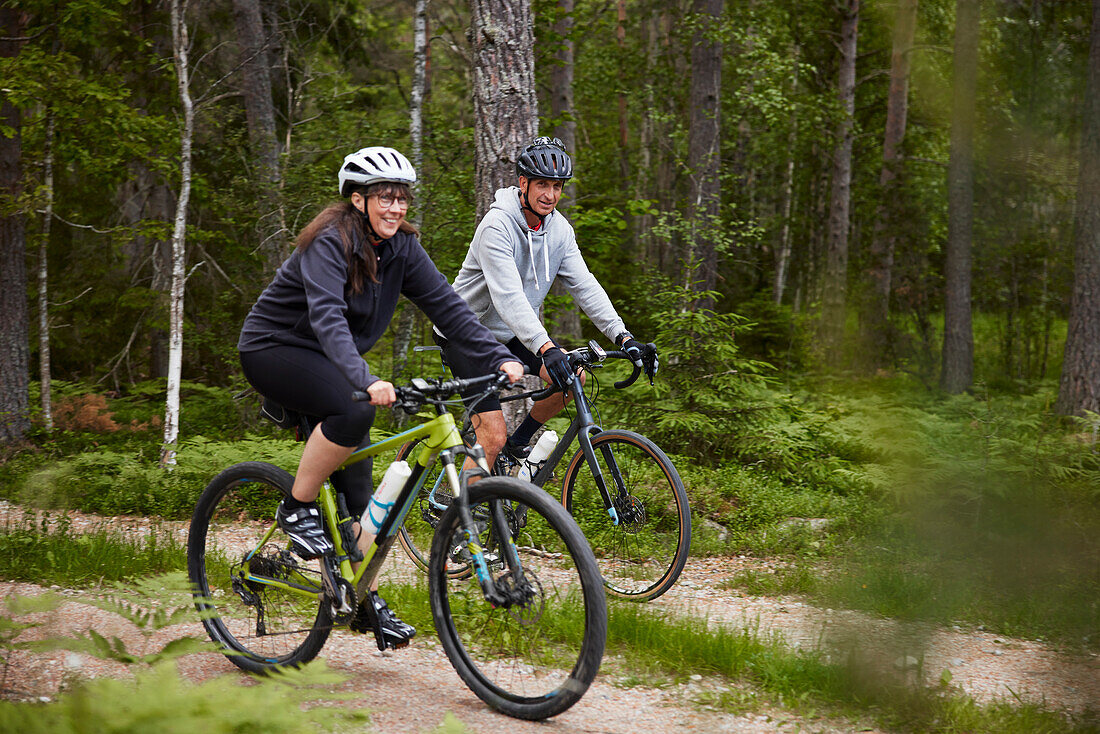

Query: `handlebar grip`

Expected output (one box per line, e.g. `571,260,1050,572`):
351,391,370,402
614,361,642,389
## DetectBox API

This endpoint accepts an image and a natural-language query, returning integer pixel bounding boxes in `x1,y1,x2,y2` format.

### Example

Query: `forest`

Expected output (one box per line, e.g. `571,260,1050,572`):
0,0,1098,729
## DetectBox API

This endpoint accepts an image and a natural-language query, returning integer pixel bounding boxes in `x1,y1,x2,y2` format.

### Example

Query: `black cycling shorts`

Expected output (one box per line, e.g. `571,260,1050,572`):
240,345,375,517
433,332,547,414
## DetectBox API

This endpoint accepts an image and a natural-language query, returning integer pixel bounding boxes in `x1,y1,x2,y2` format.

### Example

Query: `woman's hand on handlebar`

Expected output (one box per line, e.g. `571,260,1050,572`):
500,360,525,384
366,379,397,406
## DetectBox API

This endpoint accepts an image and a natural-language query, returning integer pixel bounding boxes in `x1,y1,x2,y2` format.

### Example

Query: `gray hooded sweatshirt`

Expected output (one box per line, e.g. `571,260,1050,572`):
448,186,627,354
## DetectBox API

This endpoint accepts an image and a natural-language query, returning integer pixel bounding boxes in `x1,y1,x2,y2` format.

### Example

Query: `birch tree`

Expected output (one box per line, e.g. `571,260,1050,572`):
161,0,195,467
821,0,859,362
38,113,54,431
391,0,429,401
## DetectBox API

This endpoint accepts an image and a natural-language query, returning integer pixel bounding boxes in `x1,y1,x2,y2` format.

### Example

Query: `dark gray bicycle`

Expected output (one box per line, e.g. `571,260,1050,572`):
397,341,691,601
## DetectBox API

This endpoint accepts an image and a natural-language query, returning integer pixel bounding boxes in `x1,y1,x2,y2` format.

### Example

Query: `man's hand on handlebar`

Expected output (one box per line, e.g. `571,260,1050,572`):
621,338,660,385
366,379,397,406
540,346,575,391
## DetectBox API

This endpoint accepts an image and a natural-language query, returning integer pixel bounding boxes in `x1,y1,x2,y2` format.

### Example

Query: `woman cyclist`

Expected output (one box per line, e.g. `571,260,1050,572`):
238,146,523,647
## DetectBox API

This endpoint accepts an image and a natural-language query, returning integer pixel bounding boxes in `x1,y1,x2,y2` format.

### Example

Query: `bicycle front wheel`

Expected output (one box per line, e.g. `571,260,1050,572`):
187,461,330,673
395,438,471,579
429,477,607,720
561,429,691,601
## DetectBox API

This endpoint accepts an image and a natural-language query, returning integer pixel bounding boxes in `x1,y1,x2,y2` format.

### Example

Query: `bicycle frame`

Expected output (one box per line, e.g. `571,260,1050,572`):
240,409,485,604
513,379,627,525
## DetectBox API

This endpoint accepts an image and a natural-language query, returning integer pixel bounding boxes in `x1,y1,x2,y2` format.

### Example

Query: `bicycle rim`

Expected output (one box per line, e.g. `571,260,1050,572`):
429,477,607,720
187,462,330,673
562,430,691,601
395,439,471,579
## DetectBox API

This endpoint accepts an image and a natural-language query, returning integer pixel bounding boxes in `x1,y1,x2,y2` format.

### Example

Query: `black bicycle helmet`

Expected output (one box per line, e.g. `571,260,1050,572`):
516,136,573,181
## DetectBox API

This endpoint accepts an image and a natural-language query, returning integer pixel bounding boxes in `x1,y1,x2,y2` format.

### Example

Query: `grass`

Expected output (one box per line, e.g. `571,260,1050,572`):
0,515,1091,732
358,580,1098,733
0,515,186,586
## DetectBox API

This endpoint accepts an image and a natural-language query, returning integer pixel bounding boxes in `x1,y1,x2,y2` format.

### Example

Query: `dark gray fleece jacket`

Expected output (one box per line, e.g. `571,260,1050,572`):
238,225,512,391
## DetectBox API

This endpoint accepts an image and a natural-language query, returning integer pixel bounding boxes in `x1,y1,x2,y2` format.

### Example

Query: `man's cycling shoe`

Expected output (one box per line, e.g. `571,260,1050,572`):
350,591,416,650
503,439,532,461
276,500,333,559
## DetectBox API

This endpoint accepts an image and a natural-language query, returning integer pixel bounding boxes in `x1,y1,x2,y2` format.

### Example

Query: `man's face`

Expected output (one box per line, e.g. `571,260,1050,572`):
520,176,564,216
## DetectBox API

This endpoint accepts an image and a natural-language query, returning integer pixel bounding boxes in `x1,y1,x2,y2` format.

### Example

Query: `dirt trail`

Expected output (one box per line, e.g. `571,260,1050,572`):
0,503,1096,731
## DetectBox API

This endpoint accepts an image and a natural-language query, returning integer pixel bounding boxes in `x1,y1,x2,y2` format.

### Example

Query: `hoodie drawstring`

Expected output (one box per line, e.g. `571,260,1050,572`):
526,229,539,290
525,228,552,290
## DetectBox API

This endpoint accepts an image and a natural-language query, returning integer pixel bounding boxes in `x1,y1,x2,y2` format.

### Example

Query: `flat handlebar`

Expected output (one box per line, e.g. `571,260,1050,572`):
353,371,512,414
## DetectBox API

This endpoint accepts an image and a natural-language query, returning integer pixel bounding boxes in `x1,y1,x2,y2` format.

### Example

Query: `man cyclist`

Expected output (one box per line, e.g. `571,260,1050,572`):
435,136,658,467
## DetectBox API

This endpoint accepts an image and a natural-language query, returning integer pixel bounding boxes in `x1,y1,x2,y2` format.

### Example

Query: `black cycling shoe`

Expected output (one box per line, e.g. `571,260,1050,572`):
350,591,416,650
276,500,333,559
503,439,532,461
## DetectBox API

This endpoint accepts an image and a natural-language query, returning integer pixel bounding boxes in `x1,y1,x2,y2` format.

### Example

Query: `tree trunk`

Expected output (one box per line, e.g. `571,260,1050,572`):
821,0,859,362
0,6,29,445
862,0,917,367
1056,0,1100,417
940,0,980,393
392,0,430,425
548,0,581,342
469,0,537,221
162,0,195,467
232,0,284,275
774,50,800,305
469,0,538,428
38,112,54,431
687,0,723,310
616,0,630,191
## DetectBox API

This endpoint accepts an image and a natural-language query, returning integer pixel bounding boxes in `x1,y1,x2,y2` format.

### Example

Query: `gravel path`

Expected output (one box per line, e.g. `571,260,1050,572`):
1,503,1096,732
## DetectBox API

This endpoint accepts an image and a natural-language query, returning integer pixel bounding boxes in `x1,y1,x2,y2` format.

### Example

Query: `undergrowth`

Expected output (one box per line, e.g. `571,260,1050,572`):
0,516,185,585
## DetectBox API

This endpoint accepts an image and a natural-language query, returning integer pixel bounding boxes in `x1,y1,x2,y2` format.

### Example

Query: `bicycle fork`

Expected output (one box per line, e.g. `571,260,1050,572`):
447,447,532,609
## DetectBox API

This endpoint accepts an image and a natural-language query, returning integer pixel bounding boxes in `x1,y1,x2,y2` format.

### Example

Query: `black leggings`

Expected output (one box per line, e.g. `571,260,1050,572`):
240,345,375,518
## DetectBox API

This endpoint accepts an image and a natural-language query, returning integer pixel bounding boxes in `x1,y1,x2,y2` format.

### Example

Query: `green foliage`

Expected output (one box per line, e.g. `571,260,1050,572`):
0,660,367,733
14,434,303,519
0,593,63,691
0,515,185,585
29,573,215,667
808,385,1100,649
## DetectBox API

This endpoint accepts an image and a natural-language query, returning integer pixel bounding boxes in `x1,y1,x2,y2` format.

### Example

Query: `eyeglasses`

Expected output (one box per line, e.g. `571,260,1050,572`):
375,194,409,209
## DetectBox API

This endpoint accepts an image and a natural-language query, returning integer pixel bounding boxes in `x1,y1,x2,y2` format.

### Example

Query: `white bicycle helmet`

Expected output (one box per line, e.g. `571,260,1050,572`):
338,146,417,196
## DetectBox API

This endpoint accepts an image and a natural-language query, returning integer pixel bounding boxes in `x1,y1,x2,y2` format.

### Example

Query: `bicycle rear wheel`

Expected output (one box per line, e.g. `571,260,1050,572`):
187,461,330,673
395,438,472,579
429,477,607,720
561,429,691,601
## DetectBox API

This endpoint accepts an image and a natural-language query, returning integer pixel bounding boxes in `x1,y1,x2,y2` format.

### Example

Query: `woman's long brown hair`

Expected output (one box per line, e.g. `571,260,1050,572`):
295,182,419,294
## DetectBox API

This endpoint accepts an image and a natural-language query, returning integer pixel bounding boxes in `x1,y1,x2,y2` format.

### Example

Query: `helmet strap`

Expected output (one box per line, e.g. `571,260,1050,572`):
519,181,547,226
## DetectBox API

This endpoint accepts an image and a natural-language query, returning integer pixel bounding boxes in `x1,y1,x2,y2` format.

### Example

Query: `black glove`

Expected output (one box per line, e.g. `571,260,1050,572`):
541,346,575,391
622,338,659,384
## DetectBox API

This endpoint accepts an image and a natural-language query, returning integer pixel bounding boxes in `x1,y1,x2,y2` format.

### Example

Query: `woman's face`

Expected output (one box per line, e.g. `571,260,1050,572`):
353,187,408,240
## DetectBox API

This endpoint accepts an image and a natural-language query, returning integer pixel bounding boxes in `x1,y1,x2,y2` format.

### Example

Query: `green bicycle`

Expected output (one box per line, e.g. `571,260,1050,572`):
187,372,607,721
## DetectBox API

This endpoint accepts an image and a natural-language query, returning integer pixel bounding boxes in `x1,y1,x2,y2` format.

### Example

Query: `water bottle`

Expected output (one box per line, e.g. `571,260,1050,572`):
361,460,411,534
516,429,558,482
